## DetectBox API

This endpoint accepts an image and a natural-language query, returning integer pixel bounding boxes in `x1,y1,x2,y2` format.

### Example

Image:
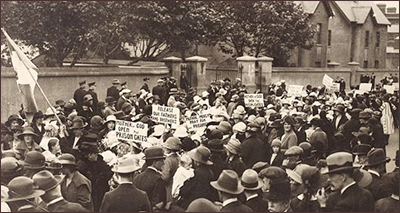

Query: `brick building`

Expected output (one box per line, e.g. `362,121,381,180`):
377,4,399,68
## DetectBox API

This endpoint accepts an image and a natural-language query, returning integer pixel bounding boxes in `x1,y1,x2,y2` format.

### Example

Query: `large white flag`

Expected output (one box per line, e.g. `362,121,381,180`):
2,28,38,114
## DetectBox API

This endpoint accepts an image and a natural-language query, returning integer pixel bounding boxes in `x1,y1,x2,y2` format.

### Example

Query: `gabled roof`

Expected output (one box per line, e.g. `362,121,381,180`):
294,1,334,16
352,6,372,24
334,1,391,25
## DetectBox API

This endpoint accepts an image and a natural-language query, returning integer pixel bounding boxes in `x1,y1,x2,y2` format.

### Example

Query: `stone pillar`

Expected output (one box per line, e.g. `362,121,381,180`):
185,56,208,93
237,55,257,93
348,61,360,87
257,56,274,93
163,56,182,86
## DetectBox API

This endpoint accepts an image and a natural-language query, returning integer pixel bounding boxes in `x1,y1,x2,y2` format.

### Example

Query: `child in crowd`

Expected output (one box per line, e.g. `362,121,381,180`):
172,154,194,199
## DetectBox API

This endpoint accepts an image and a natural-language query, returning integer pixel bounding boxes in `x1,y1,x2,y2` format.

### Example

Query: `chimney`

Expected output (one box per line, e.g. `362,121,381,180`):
387,7,397,14
376,3,386,14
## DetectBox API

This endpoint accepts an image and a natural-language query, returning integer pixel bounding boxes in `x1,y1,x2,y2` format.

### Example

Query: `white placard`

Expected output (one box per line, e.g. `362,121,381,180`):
287,85,304,97
394,83,399,91
322,74,334,87
186,113,212,131
244,93,264,107
152,105,180,125
383,85,395,94
331,83,340,92
115,120,148,143
359,83,372,92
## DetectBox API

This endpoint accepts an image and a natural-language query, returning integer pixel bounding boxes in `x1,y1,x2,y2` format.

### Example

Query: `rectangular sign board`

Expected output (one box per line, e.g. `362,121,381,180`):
152,105,180,126
115,120,148,143
287,85,304,97
186,113,212,131
244,93,264,107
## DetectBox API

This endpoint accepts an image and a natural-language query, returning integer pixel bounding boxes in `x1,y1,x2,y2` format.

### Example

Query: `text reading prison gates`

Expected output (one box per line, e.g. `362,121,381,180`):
115,120,148,143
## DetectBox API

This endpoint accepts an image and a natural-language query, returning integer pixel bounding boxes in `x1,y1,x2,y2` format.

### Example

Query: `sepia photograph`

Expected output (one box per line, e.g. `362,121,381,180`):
1,1,399,212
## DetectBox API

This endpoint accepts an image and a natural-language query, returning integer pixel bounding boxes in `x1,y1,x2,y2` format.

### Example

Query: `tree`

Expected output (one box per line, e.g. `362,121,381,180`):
1,1,97,67
217,1,315,66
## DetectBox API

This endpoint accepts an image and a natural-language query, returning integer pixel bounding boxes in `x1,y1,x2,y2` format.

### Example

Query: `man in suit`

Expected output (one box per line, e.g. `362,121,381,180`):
240,169,268,212
152,79,167,105
100,155,151,212
210,170,253,212
364,148,392,201
317,152,374,212
141,77,150,92
74,80,87,111
133,146,166,209
86,82,99,114
32,170,88,212
106,79,121,103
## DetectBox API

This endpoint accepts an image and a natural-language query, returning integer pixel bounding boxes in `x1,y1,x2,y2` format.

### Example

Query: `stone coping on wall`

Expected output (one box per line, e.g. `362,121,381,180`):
0,66,169,78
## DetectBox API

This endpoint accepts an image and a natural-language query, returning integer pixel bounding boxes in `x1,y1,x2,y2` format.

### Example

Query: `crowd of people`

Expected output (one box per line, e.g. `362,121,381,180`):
1,74,399,212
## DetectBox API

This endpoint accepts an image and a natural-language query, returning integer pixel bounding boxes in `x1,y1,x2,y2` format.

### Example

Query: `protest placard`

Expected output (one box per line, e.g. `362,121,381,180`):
322,74,334,88
383,85,395,94
115,120,148,143
394,83,399,91
152,105,180,125
287,85,304,97
244,93,264,107
186,113,212,131
359,83,372,92
331,83,340,92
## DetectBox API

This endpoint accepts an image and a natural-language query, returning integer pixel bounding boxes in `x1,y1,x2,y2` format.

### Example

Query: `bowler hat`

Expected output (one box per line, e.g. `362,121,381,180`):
5,114,24,127
112,155,141,174
240,169,263,190
352,144,372,155
1,157,23,177
187,198,219,212
211,170,244,195
23,151,46,169
163,137,182,151
58,153,76,165
143,146,166,160
364,148,390,166
32,170,63,192
187,146,213,165
17,127,39,140
321,152,358,174
4,176,45,202
208,139,224,152
266,178,291,201
70,118,87,130
259,166,287,180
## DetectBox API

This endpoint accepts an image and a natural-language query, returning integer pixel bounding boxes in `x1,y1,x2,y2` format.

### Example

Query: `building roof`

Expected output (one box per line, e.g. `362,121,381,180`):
334,1,391,25
294,1,334,16
388,24,399,33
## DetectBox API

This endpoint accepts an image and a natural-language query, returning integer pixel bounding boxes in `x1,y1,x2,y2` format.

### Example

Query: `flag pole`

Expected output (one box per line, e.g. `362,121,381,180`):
1,28,68,136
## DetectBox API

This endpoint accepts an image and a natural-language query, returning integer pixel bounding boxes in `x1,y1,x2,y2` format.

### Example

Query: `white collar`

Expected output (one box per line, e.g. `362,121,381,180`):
368,169,380,177
297,193,317,201
223,198,238,207
47,197,64,206
246,194,258,201
391,194,399,200
341,181,356,194
148,166,163,175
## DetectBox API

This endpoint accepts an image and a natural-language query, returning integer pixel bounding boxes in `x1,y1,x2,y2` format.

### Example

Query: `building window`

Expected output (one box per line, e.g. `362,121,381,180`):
374,60,379,68
316,23,322,44
328,30,332,46
327,60,331,63
363,61,368,68
315,61,322,67
365,31,369,47
376,31,380,47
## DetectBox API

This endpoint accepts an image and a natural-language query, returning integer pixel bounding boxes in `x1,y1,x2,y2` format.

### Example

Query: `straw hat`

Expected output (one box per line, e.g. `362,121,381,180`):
321,152,358,174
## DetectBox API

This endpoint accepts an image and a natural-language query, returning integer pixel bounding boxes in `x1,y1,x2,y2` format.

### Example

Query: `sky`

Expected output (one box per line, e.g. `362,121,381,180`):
374,1,399,12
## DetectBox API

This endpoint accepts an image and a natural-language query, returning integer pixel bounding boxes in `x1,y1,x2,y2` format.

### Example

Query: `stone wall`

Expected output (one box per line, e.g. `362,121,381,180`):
1,66,169,122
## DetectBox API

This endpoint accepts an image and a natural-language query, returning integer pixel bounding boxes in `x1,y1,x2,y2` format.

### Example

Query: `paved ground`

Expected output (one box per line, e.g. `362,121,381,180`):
386,128,399,172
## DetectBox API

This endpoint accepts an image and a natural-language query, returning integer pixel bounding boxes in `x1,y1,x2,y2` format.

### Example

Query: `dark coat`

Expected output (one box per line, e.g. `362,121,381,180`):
99,183,151,212
290,196,320,212
381,167,399,195
241,135,266,168
326,183,374,212
270,152,285,167
106,86,120,105
245,195,268,212
332,115,348,132
77,155,113,212
177,164,219,209
295,127,307,144
74,88,87,110
47,198,88,212
133,167,166,208
141,83,150,92
226,155,247,177
61,170,94,212
162,153,180,202
152,86,167,105
375,196,399,212
87,90,99,113
30,122,45,142
365,172,392,201
210,153,228,181
220,200,253,212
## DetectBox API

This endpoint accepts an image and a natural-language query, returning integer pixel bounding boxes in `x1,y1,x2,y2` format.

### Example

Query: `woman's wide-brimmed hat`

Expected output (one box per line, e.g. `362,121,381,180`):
5,114,24,127
70,118,87,130
211,170,244,195
32,170,63,192
187,146,213,165
4,176,45,202
17,127,39,140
